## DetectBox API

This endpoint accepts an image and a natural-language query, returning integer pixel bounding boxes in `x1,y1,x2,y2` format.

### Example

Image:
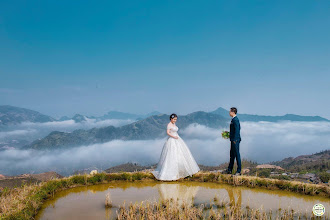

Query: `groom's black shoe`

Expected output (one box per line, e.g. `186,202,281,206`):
222,170,232,175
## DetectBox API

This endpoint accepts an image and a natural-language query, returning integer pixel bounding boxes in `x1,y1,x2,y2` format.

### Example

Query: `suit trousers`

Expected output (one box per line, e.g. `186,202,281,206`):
227,141,241,173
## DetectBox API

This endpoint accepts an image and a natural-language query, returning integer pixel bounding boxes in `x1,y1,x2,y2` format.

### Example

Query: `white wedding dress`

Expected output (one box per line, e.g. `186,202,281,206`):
151,123,200,181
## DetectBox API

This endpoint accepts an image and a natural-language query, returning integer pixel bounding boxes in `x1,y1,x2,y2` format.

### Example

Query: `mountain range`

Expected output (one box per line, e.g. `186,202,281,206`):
0,105,162,127
0,105,56,126
210,107,328,122
26,111,228,150
1,105,329,150
271,150,330,173
1,105,328,127
58,111,163,123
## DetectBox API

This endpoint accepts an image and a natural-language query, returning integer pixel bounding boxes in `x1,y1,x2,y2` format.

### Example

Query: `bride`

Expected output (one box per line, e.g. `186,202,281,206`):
151,113,200,181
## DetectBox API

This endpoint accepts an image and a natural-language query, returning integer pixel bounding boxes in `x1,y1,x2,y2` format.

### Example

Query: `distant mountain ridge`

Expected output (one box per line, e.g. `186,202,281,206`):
1,105,328,128
210,107,329,122
2,104,329,150
0,105,162,126
271,150,330,173
100,111,162,120
26,111,228,150
0,105,56,126
25,106,330,151
58,111,162,122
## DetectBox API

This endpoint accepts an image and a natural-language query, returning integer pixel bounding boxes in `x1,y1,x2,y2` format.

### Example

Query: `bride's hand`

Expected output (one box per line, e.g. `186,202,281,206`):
174,136,179,139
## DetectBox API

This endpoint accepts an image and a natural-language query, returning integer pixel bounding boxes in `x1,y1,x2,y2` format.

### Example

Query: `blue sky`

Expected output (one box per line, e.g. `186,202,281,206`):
0,1,329,119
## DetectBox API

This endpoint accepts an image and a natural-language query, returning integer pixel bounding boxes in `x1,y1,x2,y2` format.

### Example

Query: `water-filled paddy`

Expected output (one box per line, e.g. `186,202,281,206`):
36,181,329,219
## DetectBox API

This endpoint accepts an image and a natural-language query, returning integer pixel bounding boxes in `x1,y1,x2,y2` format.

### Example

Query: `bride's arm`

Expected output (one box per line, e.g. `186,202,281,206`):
167,129,178,139
167,124,178,139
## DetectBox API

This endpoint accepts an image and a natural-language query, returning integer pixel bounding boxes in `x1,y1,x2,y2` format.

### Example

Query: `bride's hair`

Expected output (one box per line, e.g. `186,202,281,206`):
169,113,178,120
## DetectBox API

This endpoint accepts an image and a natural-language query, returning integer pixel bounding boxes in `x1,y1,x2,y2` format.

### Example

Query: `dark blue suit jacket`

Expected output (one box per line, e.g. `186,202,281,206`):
230,116,241,142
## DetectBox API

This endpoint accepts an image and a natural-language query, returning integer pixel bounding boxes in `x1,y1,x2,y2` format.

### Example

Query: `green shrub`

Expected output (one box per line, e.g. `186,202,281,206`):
271,175,290,181
258,169,271,178
71,175,86,184
132,172,143,180
87,173,106,183
120,172,131,180
106,173,121,181
256,178,268,187
319,172,330,183
203,173,216,182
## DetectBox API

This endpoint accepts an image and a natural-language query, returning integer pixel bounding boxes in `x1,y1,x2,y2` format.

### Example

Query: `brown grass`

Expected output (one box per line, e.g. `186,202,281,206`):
0,171,328,220
116,198,301,220
186,172,329,197
105,192,113,208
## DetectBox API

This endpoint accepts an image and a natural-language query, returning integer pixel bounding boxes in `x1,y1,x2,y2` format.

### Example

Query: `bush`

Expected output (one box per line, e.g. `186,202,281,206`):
258,169,271,178
319,172,330,183
271,175,290,181
87,173,106,183
120,172,131,180
132,172,143,180
255,178,268,187
203,173,216,182
71,175,86,185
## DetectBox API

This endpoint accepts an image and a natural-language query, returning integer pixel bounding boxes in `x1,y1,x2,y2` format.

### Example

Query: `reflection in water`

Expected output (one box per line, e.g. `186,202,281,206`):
105,202,112,220
36,181,330,220
157,183,200,206
227,187,242,207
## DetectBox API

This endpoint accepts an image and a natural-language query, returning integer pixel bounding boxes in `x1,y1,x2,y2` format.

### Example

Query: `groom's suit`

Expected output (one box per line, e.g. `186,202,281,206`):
228,116,242,173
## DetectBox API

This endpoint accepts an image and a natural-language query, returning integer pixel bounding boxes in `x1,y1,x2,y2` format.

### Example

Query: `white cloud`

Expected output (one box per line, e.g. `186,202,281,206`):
0,129,37,139
20,118,134,130
0,119,134,144
0,121,329,176
0,139,165,176
181,121,330,164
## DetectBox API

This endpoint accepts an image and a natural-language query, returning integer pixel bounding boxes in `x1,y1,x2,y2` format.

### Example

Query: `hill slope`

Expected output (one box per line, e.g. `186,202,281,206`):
0,105,55,126
271,150,330,173
100,111,162,120
26,111,228,150
210,107,329,122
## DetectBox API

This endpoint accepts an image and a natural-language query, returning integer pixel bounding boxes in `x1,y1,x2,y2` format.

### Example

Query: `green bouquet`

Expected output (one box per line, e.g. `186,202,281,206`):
222,131,230,139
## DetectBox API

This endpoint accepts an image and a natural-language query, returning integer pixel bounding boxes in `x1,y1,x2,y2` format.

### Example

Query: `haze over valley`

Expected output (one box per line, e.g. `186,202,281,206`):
0,105,329,176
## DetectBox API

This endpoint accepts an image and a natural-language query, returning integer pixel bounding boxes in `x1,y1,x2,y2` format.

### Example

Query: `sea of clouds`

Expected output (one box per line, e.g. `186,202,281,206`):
0,121,329,176
0,118,134,148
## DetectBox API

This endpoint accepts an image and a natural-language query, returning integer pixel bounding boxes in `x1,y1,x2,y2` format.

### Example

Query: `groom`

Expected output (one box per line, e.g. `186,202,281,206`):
225,107,242,176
